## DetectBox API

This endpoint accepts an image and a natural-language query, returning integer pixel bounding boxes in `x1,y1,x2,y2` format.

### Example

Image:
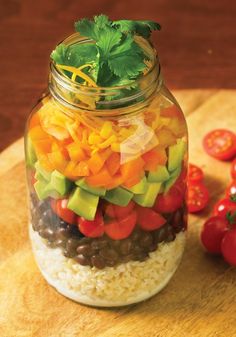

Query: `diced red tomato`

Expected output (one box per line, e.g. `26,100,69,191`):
104,211,137,240
104,201,135,220
78,210,105,238
154,185,184,213
187,183,209,213
203,129,236,161
51,199,77,224
136,206,166,231
188,163,204,184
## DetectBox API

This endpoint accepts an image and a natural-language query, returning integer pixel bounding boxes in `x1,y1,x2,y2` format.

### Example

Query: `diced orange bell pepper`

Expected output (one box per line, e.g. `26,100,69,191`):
100,147,113,161
161,105,181,119
122,172,144,188
34,139,52,155
67,142,87,162
88,152,105,175
29,113,40,129
29,126,50,141
63,161,78,180
106,152,121,176
73,161,90,177
48,150,68,172
38,154,55,172
120,157,145,183
106,174,124,189
143,147,167,171
86,167,113,187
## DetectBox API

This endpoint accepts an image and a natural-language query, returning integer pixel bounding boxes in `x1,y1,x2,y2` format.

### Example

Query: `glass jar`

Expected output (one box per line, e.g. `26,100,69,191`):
25,33,188,307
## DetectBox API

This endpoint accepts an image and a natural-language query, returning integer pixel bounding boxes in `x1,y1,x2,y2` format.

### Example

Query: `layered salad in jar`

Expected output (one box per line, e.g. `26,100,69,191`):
25,15,187,306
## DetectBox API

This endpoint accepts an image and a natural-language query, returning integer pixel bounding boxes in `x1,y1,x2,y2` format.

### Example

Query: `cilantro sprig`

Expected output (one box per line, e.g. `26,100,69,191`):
51,15,161,88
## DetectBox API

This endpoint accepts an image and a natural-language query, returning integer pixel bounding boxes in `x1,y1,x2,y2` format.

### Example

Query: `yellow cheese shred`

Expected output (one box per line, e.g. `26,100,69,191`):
57,64,98,87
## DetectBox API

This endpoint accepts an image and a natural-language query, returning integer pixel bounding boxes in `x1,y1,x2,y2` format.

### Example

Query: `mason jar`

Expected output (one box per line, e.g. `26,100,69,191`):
25,33,188,307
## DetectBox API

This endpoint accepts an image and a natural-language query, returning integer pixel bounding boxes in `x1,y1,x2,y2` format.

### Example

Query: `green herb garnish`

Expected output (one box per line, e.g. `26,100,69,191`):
51,15,161,88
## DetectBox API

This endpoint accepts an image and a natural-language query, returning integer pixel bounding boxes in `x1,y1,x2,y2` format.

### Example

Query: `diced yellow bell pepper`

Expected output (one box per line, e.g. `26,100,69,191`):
100,121,113,139
98,135,117,149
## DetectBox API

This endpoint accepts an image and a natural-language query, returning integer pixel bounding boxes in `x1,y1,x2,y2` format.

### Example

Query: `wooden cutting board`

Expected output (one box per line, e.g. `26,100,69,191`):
0,90,236,337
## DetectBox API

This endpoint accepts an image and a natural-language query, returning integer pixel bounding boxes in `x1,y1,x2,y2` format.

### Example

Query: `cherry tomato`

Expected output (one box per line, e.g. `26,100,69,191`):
154,184,184,213
187,183,209,213
231,159,236,180
203,129,236,161
51,199,77,224
188,163,204,183
226,181,236,198
221,229,236,266
78,210,104,238
213,197,236,221
136,206,166,231
104,211,137,240
105,201,135,220
201,216,228,254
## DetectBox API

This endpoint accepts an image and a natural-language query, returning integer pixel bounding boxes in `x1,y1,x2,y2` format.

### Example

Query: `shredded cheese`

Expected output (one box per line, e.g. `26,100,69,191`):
57,64,97,87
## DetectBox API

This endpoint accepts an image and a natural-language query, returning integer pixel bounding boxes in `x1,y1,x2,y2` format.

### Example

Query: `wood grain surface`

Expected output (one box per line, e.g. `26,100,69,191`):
0,90,236,337
1,0,236,151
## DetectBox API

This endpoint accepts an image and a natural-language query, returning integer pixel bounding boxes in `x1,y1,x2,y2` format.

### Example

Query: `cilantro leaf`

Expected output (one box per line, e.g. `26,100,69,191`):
97,28,122,58
113,19,161,38
107,35,146,78
74,18,98,40
94,14,111,29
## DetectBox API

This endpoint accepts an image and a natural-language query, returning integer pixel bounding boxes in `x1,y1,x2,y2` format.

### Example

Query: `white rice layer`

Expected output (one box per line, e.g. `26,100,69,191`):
30,227,186,307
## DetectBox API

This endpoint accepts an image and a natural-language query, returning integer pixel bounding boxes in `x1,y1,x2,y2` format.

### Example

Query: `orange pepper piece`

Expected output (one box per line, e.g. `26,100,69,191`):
29,113,41,129
47,150,68,172
105,174,124,189
34,139,52,155
122,172,144,188
29,126,50,141
161,105,181,119
120,157,145,182
67,142,87,162
86,167,113,187
38,154,55,172
88,152,105,175
63,161,78,180
106,152,121,176
73,161,90,177
143,147,167,171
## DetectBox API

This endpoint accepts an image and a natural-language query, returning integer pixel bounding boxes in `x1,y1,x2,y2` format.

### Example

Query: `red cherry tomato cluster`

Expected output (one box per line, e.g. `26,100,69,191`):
200,142,236,266
187,163,209,213
50,198,167,240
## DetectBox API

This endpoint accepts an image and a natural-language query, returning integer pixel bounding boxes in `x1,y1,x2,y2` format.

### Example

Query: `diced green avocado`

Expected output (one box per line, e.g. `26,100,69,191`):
50,170,73,196
35,161,51,181
148,165,170,183
124,176,148,194
34,179,61,200
76,178,106,196
34,171,45,182
67,187,99,220
133,182,162,207
25,137,37,168
164,166,181,193
104,187,133,206
168,138,186,172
